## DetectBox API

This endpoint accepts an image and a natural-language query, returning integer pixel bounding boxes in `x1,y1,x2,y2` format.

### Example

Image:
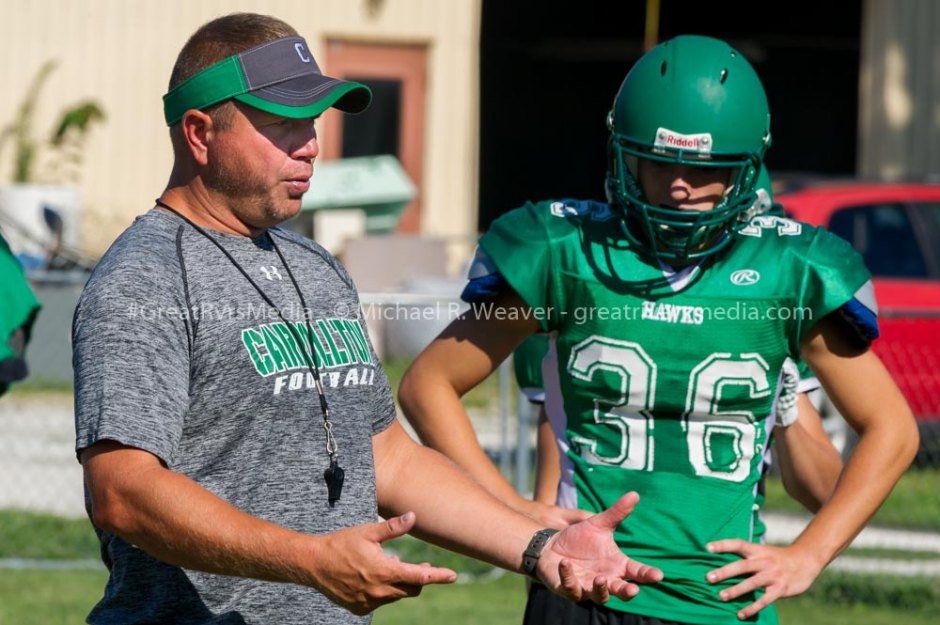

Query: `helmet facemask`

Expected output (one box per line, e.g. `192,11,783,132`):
604,35,772,264
607,135,763,262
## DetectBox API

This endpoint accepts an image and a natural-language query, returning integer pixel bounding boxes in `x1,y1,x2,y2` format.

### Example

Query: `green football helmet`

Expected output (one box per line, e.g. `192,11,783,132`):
606,35,772,262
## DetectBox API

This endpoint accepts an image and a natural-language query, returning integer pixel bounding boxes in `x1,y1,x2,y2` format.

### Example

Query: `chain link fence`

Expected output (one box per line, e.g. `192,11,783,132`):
2,283,938,519
0,286,536,518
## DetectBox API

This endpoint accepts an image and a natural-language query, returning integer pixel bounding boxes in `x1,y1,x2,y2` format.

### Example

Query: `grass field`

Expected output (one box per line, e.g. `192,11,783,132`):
373,573,940,625
3,469,938,562
763,466,940,531
2,567,936,625
2,377,938,623
0,569,108,625
1,469,939,622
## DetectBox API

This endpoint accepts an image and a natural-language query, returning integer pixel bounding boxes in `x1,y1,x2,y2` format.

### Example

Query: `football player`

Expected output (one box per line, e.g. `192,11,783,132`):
517,168,843,522
0,231,40,396
413,165,842,527
399,35,918,624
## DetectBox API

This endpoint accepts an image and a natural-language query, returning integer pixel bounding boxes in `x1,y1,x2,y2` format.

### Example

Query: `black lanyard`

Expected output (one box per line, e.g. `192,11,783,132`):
155,199,345,506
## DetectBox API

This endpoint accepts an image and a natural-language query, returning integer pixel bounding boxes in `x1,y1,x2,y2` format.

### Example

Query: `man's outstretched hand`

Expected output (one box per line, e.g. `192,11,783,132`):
310,512,457,615
535,492,662,604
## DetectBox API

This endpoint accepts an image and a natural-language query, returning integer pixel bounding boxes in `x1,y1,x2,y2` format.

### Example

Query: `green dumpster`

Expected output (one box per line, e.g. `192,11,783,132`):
300,154,415,234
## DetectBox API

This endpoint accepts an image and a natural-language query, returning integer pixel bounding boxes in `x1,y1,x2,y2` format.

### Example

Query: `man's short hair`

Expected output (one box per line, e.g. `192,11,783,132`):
168,13,297,129
169,13,298,91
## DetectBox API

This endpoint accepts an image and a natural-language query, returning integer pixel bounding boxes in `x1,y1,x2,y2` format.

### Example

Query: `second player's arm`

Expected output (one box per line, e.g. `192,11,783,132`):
398,288,588,527
772,393,843,512
533,407,563,505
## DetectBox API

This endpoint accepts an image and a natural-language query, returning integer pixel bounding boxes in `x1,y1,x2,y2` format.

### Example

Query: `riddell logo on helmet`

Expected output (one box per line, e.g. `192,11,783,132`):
666,136,698,148
654,128,713,155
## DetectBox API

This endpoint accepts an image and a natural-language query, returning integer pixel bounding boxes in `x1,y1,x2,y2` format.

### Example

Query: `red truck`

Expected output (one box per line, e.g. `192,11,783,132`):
777,180,940,466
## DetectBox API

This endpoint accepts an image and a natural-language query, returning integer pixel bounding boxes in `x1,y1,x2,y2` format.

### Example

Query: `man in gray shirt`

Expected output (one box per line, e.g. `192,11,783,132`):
73,12,662,624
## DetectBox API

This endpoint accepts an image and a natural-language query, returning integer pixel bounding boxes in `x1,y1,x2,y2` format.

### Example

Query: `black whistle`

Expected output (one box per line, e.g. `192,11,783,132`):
324,461,345,507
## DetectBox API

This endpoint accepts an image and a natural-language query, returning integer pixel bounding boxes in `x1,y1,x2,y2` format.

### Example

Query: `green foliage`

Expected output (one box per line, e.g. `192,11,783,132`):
777,597,939,625
0,569,106,625
0,568,936,625
843,546,940,560
0,510,99,559
1,514,938,623
373,574,937,625
763,468,940,532
800,570,940,614
0,59,106,184
871,466,940,530
5,376,74,395
384,535,502,580
373,573,527,625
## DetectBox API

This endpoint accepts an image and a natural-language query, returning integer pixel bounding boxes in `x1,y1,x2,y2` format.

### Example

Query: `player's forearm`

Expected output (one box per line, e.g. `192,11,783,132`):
794,317,919,564
399,359,525,505
790,398,917,565
84,448,318,586
533,412,561,504
374,421,540,573
775,426,841,512
774,395,842,512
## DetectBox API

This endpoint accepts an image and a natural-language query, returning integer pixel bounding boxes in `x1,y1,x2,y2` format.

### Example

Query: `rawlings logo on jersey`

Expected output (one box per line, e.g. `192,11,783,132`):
654,127,712,155
641,301,704,325
730,269,761,285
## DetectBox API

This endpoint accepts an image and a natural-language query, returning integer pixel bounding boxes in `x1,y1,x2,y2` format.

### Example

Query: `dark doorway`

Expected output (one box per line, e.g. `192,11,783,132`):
479,0,863,229
341,78,401,159
322,42,427,233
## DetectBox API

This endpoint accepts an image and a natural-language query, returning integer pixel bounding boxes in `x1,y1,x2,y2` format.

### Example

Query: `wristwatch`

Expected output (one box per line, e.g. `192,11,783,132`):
522,528,559,579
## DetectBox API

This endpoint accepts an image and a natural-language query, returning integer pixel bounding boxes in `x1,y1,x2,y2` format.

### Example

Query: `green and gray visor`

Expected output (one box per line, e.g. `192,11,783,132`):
163,36,372,126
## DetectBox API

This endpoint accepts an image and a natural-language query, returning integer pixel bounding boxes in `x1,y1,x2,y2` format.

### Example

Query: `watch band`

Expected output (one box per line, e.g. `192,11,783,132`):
522,528,559,578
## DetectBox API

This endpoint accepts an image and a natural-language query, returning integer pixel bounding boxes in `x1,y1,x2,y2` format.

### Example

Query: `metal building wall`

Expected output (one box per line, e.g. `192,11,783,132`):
0,0,481,257
859,0,940,180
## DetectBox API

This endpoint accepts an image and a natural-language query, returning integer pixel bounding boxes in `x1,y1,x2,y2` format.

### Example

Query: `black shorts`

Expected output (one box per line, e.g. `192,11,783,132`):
522,582,694,625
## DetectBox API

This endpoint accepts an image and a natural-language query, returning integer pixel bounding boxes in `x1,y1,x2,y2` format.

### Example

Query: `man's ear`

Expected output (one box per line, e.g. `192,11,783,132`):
179,109,215,166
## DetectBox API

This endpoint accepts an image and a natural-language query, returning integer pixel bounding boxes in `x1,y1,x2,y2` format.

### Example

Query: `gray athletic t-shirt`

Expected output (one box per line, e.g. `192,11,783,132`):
73,208,397,624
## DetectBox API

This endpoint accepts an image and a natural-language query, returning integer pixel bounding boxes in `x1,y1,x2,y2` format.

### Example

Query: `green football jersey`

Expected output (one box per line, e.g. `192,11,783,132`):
0,232,40,371
514,333,550,403
510,327,817,560
477,199,872,624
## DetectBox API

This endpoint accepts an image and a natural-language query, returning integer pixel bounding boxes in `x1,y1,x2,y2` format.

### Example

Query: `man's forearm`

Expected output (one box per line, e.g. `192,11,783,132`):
374,421,540,573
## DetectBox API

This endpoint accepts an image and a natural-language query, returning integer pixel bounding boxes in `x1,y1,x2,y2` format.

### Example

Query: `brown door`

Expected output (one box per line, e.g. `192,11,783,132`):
322,41,427,233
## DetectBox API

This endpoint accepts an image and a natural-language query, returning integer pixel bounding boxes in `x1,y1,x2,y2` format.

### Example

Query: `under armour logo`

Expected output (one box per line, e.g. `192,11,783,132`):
730,269,760,286
294,43,311,63
260,266,283,281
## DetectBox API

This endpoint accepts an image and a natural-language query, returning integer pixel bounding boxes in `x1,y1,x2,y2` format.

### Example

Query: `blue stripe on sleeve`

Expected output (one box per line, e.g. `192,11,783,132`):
461,273,508,303
839,297,880,343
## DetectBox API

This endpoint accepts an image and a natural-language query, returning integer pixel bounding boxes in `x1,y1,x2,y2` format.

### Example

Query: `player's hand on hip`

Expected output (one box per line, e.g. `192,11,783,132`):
536,491,663,603
310,511,456,615
705,539,823,620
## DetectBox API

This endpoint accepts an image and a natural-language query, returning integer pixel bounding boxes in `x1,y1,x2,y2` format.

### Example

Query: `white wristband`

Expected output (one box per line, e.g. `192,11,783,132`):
775,358,800,428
